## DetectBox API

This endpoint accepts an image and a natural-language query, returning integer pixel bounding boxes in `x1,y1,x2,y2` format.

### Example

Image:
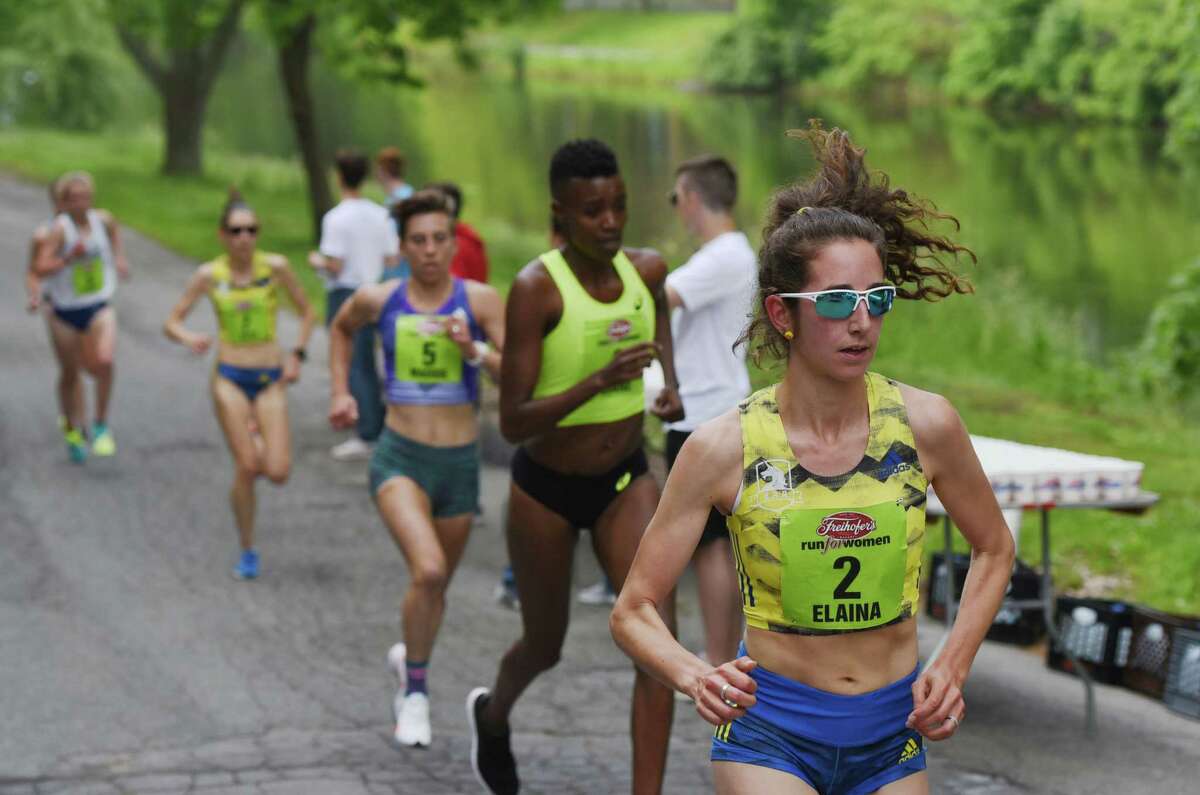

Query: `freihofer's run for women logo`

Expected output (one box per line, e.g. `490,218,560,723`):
607,318,632,340
806,511,893,555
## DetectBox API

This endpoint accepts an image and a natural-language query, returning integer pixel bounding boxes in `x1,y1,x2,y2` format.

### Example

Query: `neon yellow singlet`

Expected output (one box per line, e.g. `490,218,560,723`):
207,253,279,345
727,373,928,635
532,248,655,427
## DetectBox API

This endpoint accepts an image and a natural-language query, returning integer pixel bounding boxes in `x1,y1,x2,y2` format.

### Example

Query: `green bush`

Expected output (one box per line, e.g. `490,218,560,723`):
701,0,829,91
1137,257,1200,400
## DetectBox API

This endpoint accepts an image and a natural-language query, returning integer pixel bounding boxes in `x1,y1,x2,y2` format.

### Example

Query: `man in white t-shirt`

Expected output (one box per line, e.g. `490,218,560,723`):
309,150,400,460
664,154,756,666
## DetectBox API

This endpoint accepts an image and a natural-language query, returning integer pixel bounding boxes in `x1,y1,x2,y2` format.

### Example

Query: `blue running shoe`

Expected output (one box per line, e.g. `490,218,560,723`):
233,548,259,580
63,425,88,464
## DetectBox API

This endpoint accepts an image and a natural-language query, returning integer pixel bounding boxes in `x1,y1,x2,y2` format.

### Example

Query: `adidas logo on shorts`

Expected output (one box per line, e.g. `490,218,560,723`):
898,736,921,764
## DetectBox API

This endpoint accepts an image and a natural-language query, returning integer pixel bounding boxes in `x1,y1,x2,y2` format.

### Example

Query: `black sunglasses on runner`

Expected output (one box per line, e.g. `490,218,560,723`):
226,225,259,236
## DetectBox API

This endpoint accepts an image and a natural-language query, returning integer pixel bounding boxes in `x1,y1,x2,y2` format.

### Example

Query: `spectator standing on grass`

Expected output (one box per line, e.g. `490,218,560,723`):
309,150,400,461
425,181,489,283
378,147,415,284
377,146,414,210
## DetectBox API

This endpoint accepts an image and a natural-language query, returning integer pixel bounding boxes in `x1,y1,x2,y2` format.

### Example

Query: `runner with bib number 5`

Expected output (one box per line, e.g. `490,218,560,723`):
328,190,504,750
611,123,1016,795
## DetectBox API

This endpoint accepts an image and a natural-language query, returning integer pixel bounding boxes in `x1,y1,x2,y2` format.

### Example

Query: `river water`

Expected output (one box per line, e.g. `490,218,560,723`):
197,47,1200,356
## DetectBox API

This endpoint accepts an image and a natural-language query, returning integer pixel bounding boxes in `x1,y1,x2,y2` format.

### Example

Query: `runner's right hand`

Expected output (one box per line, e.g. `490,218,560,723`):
595,342,658,390
328,393,359,430
691,655,758,727
187,333,212,355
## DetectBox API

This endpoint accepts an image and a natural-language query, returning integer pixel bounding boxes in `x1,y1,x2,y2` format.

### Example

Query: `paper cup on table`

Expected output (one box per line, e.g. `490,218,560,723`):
1011,473,1036,507
1060,472,1087,504
1034,474,1061,505
1128,464,1144,500
990,475,1015,507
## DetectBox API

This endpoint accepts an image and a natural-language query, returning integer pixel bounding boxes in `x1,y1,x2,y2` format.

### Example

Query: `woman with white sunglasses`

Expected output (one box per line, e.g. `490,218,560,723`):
164,188,315,579
612,124,1015,795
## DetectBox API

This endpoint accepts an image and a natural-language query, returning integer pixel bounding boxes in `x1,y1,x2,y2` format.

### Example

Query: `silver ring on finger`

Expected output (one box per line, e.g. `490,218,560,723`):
719,683,739,709
946,714,961,729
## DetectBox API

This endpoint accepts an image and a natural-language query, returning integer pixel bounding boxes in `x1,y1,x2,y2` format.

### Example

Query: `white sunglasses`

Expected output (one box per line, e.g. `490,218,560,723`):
776,286,897,319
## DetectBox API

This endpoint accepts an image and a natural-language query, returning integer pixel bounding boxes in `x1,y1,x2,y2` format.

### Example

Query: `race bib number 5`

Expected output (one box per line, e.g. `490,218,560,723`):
72,257,105,296
394,315,462,384
778,501,907,631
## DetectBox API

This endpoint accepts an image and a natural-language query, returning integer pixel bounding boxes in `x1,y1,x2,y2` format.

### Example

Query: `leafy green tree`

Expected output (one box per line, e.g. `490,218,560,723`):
109,0,247,174
264,0,553,241
702,0,830,91
0,0,128,131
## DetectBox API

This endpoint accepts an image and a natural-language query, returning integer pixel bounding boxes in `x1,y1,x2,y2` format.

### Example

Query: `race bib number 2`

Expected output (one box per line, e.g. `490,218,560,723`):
778,501,907,631
394,315,462,384
227,302,272,344
72,257,104,296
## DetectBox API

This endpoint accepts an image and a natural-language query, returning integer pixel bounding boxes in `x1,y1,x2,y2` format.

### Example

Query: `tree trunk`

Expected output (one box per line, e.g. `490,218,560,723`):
278,13,332,244
162,75,208,175
113,0,247,177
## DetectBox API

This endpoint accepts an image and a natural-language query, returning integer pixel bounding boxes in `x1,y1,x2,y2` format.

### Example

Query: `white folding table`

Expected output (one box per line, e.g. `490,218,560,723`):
925,436,1158,736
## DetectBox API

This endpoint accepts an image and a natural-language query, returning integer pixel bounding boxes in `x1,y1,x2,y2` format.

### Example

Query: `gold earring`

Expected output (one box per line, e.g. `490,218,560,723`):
783,330,794,340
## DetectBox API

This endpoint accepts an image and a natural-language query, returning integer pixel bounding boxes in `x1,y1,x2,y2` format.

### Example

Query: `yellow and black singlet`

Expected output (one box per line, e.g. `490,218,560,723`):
727,373,928,635
206,252,279,346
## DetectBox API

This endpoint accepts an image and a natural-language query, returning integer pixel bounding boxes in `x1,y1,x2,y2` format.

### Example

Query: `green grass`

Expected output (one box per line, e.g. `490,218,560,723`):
3,124,1196,615
0,126,327,307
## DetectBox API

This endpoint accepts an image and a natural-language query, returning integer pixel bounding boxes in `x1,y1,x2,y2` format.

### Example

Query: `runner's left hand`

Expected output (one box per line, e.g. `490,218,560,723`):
283,353,301,384
443,311,474,355
649,386,684,422
116,256,131,280
328,393,359,430
907,662,965,741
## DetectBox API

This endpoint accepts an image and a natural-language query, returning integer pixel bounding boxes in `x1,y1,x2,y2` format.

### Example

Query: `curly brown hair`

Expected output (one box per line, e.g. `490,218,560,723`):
740,121,975,365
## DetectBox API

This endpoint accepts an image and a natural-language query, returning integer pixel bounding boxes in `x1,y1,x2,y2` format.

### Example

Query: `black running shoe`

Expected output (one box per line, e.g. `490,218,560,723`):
467,687,519,795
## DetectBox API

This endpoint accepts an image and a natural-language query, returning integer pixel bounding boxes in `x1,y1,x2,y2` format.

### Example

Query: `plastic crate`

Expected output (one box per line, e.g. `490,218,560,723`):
1046,597,1134,685
1164,628,1200,720
1121,608,1200,699
926,552,1044,645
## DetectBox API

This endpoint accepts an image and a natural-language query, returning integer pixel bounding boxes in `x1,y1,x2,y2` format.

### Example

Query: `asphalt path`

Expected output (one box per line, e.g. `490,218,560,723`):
1,174,1197,794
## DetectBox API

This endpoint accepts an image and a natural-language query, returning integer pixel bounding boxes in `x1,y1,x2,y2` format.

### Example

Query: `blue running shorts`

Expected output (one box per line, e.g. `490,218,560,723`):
711,644,926,794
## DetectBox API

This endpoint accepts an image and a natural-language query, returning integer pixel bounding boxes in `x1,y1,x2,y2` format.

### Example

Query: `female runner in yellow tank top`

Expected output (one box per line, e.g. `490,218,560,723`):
612,125,1016,795
163,189,315,579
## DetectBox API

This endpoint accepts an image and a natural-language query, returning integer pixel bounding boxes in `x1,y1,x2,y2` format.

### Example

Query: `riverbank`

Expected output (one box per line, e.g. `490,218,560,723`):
2,126,1196,615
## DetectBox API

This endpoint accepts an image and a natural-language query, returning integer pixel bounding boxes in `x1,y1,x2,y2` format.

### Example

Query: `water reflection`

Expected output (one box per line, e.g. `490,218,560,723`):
202,49,1200,352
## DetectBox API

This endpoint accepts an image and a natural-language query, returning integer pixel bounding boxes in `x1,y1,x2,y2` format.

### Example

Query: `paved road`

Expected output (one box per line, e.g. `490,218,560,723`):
1,174,1197,794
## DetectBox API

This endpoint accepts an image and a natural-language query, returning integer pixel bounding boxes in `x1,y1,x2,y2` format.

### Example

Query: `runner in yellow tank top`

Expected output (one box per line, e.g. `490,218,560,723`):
467,139,683,795
613,124,1016,795
164,189,315,579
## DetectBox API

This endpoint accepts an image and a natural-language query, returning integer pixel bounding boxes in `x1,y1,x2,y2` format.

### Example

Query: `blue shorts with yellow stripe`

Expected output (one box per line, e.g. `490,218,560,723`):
711,645,926,794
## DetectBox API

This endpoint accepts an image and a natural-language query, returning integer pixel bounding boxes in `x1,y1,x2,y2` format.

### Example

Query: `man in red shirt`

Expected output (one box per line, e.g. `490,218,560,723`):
425,182,489,283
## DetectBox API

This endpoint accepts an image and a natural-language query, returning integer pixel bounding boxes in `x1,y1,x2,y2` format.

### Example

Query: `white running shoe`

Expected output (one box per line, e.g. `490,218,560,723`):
331,436,372,461
387,642,407,680
577,580,617,606
395,692,432,747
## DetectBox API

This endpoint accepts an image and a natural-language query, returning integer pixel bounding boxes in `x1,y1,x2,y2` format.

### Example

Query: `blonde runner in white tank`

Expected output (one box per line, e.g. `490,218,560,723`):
44,210,116,310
